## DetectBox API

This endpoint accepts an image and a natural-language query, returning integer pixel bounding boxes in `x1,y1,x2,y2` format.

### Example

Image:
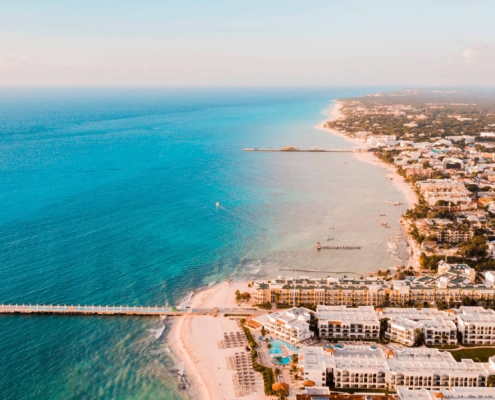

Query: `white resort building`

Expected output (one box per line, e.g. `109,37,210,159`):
378,308,457,347
316,305,380,340
253,307,313,343
455,306,495,345
299,345,495,391
397,388,495,400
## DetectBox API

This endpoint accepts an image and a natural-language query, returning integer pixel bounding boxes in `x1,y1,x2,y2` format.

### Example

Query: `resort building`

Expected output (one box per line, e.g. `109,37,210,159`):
455,307,495,345
315,305,380,340
297,391,397,400
300,347,328,387
253,275,495,309
300,345,391,391
299,345,495,392
254,307,313,343
379,308,457,347
388,347,493,389
397,387,495,400
437,262,476,283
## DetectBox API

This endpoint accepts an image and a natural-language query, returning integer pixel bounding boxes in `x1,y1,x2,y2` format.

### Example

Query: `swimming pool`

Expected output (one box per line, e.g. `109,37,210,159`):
269,339,298,365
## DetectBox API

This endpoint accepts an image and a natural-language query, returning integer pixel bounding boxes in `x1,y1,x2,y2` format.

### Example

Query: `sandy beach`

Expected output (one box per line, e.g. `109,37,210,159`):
169,281,269,400
319,100,420,269
168,100,423,400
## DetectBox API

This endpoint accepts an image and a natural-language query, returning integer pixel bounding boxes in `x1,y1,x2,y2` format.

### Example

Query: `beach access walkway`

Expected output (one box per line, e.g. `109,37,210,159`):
0,304,262,317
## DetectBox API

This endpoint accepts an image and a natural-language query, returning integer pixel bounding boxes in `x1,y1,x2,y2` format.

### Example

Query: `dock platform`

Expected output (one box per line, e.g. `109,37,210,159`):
316,242,361,250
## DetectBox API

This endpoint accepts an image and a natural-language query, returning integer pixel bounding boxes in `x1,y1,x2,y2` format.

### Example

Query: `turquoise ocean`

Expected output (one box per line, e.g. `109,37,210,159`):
0,87,408,399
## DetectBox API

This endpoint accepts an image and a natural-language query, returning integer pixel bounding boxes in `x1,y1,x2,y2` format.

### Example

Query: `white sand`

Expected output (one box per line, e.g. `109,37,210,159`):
169,281,269,400
169,100,424,399
319,100,420,268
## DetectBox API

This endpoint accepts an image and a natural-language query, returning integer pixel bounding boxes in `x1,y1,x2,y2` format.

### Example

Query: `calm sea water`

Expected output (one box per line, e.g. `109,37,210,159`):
0,87,407,399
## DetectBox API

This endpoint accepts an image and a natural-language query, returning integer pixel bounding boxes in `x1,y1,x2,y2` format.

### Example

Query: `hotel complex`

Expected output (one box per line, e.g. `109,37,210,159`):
253,263,492,308
299,345,495,391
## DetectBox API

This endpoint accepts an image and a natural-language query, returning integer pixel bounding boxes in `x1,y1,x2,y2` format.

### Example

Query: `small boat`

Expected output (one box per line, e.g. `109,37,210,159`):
327,227,334,230
380,214,386,216
325,237,333,241
216,202,220,207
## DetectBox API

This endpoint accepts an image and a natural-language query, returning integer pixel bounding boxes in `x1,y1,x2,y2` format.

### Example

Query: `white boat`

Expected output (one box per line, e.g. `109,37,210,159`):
325,237,333,241
387,242,398,251
216,202,220,207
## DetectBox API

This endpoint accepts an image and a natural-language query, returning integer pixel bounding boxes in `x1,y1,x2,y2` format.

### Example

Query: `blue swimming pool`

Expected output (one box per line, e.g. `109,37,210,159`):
269,339,298,365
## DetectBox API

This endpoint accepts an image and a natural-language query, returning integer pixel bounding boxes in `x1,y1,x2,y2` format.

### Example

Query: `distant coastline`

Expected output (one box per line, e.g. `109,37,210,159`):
318,100,420,269
168,99,422,400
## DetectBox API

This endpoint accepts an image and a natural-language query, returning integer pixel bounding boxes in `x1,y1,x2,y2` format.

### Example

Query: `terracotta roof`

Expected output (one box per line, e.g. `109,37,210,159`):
433,393,445,399
303,380,315,387
247,318,262,328
326,348,335,353
385,349,395,357
272,382,289,394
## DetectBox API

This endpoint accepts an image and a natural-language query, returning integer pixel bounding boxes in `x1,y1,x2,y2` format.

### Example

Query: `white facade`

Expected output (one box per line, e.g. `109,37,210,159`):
398,387,495,400
380,308,457,347
257,307,313,343
455,307,495,345
316,305,380,340
300,345,495,391
300,347,328,387
485,271,495,286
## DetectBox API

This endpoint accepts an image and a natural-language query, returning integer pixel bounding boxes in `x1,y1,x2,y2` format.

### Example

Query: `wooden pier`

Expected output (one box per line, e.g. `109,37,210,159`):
316,242,361,250
0,304,260,317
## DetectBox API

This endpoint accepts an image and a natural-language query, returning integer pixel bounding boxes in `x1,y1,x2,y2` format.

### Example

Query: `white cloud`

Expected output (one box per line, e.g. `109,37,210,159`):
462,42,495,65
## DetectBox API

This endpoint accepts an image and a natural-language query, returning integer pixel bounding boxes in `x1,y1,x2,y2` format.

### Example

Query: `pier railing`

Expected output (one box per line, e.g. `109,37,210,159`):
0,304,260,316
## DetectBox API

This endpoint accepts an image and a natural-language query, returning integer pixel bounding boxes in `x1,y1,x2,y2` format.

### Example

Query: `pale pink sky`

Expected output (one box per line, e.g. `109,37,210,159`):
1,0,494,86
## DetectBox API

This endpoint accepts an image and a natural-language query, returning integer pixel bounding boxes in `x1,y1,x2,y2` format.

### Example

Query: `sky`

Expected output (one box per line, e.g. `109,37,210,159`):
1,0,495,86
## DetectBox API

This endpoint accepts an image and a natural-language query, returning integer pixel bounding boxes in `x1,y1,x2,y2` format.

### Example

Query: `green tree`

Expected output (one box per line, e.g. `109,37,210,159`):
458,236,487,259
414,328,424,346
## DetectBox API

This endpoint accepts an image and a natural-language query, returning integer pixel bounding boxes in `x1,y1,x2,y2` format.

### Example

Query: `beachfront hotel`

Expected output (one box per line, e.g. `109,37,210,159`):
315,305,380,340
252,307,313,343
253,269,495,308
299,345,495,392
455,306,495,345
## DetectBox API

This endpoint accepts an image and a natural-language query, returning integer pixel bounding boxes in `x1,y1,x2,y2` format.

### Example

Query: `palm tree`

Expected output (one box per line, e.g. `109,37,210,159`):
414,328,424,346
274,367,282,379
291,354,299,365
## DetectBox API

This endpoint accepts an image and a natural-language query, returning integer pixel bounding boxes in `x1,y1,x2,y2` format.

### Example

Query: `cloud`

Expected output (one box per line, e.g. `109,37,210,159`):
462,42,495,65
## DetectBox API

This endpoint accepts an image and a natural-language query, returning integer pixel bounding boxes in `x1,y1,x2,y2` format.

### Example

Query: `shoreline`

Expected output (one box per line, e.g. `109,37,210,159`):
318,100,420,269
169,281,265,400
168,99,423,400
